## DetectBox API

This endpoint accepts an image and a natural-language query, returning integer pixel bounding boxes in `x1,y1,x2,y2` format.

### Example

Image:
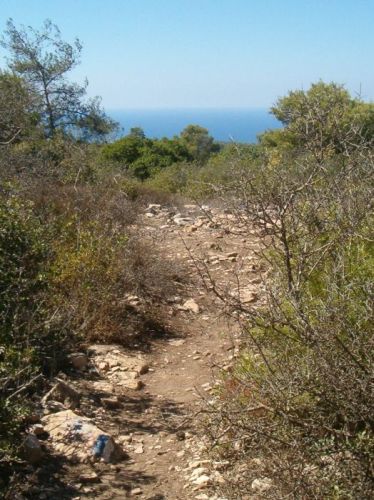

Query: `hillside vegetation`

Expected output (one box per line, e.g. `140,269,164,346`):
0,19,373,499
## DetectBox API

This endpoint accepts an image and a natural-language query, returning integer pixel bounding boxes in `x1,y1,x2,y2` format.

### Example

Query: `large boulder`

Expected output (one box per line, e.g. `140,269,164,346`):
41,409,125,463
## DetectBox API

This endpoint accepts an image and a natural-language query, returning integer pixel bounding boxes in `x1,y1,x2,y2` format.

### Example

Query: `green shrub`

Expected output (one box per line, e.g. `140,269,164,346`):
0,191,55,469
205,90,374,498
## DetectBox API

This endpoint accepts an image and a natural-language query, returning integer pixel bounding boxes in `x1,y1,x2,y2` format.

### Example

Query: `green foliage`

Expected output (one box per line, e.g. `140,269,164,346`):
1,19,117,140
261,81,374,161
101,133,146,164
0,194,47,342
146,143,261,198
101,132,192,179
145,162,192,193
0,192,52,465
132,137,191,179
180,124,220,163
0,71,41,143
101,124,221,181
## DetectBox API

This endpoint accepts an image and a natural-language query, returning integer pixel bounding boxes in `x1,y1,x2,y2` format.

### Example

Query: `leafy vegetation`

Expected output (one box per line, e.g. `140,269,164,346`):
204,82,374,499
102,124,220,180
0,19,117,140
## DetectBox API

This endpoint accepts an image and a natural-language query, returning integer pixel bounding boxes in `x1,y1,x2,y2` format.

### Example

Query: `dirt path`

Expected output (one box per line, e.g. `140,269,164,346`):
18,204,262,500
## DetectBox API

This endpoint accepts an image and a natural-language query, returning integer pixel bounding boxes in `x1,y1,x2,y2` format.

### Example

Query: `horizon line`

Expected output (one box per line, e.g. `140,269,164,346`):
106,106,273,112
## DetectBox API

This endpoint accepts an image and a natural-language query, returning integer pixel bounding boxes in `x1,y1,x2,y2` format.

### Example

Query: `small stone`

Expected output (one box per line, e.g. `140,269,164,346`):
43,400,65,413
168,339,185,346
240,290,258,304
176,431,185,441
251,477,273,493
23,434,44,464
79,472,99,483
32,424,45,436
134,444,144,454
69,353,88,370
126,295,141,306
182,299,200,314
130,487,143,495
174,216,193,226
192,474,211,488
190,467,208,477
101,397,121,409
119,435,132,443
125,379,144,390
212,471,225,484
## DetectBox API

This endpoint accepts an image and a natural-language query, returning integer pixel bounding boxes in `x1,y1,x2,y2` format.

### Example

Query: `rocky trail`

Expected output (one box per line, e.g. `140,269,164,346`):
15,203,264,500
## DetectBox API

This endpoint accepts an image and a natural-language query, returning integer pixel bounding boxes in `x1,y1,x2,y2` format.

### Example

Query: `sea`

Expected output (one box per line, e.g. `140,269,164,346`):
108,108,281,144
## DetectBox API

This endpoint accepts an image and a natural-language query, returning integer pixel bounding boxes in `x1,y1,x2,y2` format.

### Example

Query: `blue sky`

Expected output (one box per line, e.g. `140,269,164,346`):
0,0,373,110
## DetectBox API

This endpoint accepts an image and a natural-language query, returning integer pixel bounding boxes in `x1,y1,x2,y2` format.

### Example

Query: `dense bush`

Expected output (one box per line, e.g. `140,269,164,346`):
145,143,260,199
205,85,374,498
0,154,180,489
0,191,60,471
101,125,220,180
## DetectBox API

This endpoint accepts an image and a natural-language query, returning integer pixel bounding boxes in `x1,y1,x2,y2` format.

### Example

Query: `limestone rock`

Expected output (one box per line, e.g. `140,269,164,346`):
79,472,99,483
130,487,143,496
226,252,238,258
134,443,144,454
41,409,125,463
43,400,66,413
240,289,258,304
174,216,193,226
125,294,142,306
92,381,114,394
192,474,211,488
147,204,161,213
181,299,200,314
251,477,273,493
